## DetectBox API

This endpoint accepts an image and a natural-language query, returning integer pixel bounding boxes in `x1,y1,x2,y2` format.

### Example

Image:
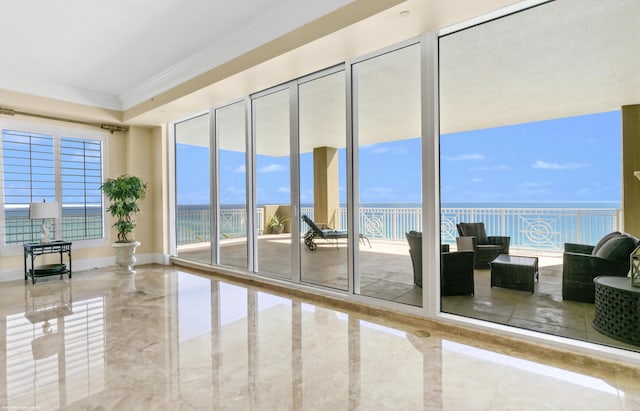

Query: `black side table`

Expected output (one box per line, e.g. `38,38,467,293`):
23,241,72,284
593,276,640,346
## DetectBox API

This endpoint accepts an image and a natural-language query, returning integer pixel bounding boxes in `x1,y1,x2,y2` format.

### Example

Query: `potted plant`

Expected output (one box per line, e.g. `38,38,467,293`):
267,212,289,235
101,174,148,274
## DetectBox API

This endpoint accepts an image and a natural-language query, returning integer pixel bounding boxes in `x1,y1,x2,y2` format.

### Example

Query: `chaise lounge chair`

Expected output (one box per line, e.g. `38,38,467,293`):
302,215,370,250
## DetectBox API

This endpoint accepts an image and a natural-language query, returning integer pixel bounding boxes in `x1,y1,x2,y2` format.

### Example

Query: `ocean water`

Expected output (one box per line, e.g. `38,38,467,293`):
441,201,621,209
196,201,622,210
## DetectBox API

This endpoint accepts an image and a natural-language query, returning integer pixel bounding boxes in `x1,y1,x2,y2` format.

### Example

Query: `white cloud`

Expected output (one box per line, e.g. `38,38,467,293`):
470,178,483,183
370,146,408,155
532,160,587,170
371,147,389,154
469,164,510,171
258,164,286,173
277,186,290,194
234,164,246,173
444,153,486,161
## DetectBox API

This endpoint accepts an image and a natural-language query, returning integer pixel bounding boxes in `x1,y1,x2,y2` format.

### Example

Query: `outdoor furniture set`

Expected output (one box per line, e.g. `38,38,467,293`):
437,223,640,345
455,222,539,293
407,222,539,294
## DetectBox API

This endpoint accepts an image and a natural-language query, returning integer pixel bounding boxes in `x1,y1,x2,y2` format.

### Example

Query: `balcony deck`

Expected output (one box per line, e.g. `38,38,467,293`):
177,236,638,351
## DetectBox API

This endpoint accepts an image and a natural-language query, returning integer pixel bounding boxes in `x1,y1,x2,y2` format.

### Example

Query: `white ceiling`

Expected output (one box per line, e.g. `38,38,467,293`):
0,0,525,124
0,0,353,111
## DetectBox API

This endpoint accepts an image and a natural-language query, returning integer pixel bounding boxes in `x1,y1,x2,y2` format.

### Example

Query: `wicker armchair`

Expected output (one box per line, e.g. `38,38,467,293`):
562,231,639,303
456,222,510,269
406,231,474,295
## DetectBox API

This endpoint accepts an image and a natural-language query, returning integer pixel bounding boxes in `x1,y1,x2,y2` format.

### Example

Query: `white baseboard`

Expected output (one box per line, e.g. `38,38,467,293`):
0,252,169,282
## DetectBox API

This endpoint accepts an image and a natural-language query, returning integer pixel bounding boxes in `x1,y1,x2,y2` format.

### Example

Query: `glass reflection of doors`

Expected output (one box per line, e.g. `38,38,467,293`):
298,69,348,290
175,113,212,264
216,101,248,269
253,88,292,279
352,44,422,306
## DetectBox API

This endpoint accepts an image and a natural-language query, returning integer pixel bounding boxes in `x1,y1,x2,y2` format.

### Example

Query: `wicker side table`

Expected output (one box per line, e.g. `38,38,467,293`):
593,276,640,346
23,241,72,284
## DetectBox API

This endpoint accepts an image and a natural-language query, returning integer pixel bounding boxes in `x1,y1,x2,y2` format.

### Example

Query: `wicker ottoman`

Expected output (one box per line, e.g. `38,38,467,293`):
490,254,539,293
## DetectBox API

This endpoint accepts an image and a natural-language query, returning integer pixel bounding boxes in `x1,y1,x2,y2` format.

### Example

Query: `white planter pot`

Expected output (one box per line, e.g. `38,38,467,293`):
113,241,141,275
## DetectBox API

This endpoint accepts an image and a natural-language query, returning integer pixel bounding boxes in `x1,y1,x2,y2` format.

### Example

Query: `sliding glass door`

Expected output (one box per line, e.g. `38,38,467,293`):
175,113,212,264
216,101,249,269
438,0,634,350
253,87,292,279
352,43,423,306
298,69,348,290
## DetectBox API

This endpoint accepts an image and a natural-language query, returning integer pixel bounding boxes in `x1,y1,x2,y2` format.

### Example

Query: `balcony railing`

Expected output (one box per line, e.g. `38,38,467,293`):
3,212,103,244
176,206,622,251
440,207,622,250
177,208,264,245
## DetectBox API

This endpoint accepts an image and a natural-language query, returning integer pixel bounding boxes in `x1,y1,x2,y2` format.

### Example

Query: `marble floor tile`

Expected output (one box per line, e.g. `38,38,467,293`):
179,241,640,352
0,265,638,410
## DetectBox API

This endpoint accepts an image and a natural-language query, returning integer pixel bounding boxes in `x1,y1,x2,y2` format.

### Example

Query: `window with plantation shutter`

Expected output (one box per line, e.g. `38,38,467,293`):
1,129,55,244
0,121,106,247
60,137,103,241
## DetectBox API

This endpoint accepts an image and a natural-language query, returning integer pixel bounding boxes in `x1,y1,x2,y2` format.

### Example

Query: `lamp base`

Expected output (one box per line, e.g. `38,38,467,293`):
40,221,51,243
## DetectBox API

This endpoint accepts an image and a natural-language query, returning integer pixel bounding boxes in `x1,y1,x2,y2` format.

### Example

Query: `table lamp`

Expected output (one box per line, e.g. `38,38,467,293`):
29,200,58,243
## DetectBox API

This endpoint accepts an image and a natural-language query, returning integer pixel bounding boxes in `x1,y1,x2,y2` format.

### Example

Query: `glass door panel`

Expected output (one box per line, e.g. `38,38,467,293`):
217,101,248,269
253,88,292,279
352,44,422,306
438,0,632,350
175,113,212,264
299,70,348,290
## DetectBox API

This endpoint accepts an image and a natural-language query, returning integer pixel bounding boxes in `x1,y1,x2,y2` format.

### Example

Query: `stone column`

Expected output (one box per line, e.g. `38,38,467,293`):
313,147,339,228
622,105,640,237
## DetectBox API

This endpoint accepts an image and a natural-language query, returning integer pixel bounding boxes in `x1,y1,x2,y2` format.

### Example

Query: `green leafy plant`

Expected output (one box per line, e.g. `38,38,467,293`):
267,212,289,234
267,212,289,228
101,174,148,242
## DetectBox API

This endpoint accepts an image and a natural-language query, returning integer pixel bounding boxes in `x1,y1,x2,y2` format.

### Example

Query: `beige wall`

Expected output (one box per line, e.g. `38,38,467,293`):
0,91,163,276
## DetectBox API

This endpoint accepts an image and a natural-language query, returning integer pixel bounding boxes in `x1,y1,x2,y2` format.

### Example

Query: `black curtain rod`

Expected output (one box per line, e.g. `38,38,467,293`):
0,106,129,133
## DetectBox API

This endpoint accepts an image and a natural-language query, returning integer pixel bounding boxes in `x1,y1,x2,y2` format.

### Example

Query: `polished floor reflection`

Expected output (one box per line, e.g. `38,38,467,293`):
0,265,638,410
181,239,640,351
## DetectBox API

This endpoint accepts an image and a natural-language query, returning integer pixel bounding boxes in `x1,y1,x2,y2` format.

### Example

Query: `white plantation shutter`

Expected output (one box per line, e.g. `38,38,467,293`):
60,137,103,241
1,129,55,244
1,123,106,246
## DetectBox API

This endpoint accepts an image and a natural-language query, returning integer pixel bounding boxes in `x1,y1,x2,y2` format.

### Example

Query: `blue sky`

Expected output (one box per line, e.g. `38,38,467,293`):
440,111,620,204
176,111,621,206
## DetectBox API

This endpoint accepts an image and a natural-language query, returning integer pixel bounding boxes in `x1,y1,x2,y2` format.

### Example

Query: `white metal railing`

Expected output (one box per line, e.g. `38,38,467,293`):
177,207,264,245
3,213,103,244
176,206,622,251
336,207,422,241
440,207,621,250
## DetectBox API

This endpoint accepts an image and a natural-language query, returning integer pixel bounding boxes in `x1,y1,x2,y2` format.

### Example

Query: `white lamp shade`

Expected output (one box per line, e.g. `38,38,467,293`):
29,202,58,220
